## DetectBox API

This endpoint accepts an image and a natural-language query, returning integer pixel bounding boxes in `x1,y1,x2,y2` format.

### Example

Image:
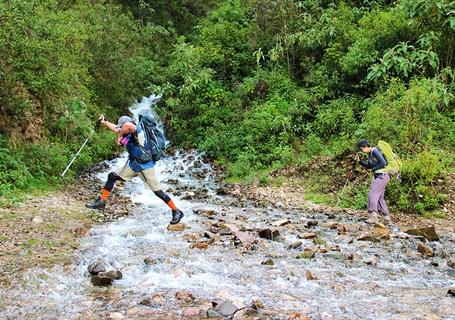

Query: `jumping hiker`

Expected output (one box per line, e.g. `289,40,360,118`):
86,115,184,225
355,139,391,224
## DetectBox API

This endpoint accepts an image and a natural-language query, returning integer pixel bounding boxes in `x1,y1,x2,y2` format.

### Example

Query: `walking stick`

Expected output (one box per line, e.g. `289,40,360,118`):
61,119,101,177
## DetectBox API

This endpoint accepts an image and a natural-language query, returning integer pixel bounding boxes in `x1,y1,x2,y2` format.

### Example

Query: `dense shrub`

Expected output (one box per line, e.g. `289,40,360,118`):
154,0,454,214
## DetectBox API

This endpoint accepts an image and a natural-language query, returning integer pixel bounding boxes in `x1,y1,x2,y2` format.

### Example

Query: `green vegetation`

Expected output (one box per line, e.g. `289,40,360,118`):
0,0,214,202
1,0,454,214
154,0,455,214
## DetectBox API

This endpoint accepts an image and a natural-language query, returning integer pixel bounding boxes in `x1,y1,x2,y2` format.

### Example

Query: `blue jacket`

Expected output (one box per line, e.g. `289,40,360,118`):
360,147,387,174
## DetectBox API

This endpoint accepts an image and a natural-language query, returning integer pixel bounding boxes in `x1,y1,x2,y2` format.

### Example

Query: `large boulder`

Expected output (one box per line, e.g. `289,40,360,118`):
417,242,435,257
403,226,439,241
258,228,280,240
87,260,106,275
213,300,238,316
91,274,113,286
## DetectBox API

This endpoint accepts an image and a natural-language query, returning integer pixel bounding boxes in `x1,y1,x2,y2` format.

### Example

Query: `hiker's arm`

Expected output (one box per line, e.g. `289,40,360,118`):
371,148,387,172
117,122,136,137
359,160,370,169
98,115,118,133
355,154,370,169
101,120,118,133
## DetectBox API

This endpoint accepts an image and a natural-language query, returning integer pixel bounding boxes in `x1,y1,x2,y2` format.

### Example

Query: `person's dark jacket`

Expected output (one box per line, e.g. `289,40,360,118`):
360,147,387,175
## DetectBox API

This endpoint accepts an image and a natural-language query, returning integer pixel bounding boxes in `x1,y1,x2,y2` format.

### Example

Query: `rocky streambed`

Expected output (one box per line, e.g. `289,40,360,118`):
1,148,455,320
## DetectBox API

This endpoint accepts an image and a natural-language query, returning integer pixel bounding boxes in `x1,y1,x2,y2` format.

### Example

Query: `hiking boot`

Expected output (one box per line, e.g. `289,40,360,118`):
382,215,391,224
170,209,184,225
366,212,379,224
86,198,105,210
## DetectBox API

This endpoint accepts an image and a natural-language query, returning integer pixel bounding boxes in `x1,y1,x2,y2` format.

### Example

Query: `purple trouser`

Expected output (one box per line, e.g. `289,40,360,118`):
367,174,390,216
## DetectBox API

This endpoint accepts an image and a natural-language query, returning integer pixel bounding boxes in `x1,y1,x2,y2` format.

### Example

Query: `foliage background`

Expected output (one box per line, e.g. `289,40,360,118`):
1,0,454,214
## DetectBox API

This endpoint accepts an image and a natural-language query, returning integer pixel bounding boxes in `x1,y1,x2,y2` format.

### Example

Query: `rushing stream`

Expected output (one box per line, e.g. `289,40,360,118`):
1,97,455,320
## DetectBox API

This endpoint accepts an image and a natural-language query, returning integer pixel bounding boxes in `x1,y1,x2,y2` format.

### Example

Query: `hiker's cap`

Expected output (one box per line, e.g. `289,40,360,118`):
356,139,369,151
115,116,132,129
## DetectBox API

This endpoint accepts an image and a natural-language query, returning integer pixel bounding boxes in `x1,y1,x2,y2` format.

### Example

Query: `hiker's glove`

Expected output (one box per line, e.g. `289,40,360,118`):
98,114,106,123
354,154,360,162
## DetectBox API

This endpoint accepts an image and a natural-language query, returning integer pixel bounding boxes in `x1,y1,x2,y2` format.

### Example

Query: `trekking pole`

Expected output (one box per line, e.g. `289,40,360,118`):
61,118,102,177
335,158,357,207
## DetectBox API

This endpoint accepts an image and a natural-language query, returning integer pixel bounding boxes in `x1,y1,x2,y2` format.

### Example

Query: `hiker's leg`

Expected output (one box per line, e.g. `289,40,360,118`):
99,172,125,201
140,168,176,208
153,190,177,209
377,174,390,216
367,177,382,214
98,164,134,201
87,164,134,209
141,167,184,224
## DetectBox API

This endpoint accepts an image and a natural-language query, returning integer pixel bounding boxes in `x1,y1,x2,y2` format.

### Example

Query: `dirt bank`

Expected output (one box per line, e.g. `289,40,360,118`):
0,163,134,287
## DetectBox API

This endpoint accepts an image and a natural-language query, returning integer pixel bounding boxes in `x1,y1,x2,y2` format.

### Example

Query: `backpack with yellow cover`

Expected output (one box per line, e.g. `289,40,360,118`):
375,140,402,180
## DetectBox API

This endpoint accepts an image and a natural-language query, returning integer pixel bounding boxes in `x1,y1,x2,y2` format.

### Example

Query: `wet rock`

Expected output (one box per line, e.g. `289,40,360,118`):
206,310,223,318
448,258,455,269
90,274,112,286
261,259,274,265
272,219,290,227
183,307,203,318
144,257,163,266
448,288,455,297
337,224,347,235
218,228,233,236
327,213,336,219
151,293,165,305
306,220,318,228
417,242,435,257
403,226,439,241
240,308,259,316
87,260,106,275
297,232,318,240
167,223,186,232
284,223,299,231
374,223,391,237
181,192,196,200
213,300,238,316
252,299,264,309
327,222,339,229
296,251,316,260
166,179,179,185
215,187,228,196
194,209,216,217
139,298,154,306
235,215,247,221
258,228,280,240
192,242,209,250
234,232,255,246
347,253,358,261
313,238,327,246
99,270,122,280
176,290,195,303
356,233,380,242
306,270,317,280
209,226,220,234
183,233,199,241
288,241,303,250
364,258,378,266
289,313,311,320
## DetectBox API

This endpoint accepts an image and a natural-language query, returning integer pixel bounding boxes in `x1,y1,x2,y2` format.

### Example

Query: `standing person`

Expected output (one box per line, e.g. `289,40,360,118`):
86,115,184,225
355,139,391,224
